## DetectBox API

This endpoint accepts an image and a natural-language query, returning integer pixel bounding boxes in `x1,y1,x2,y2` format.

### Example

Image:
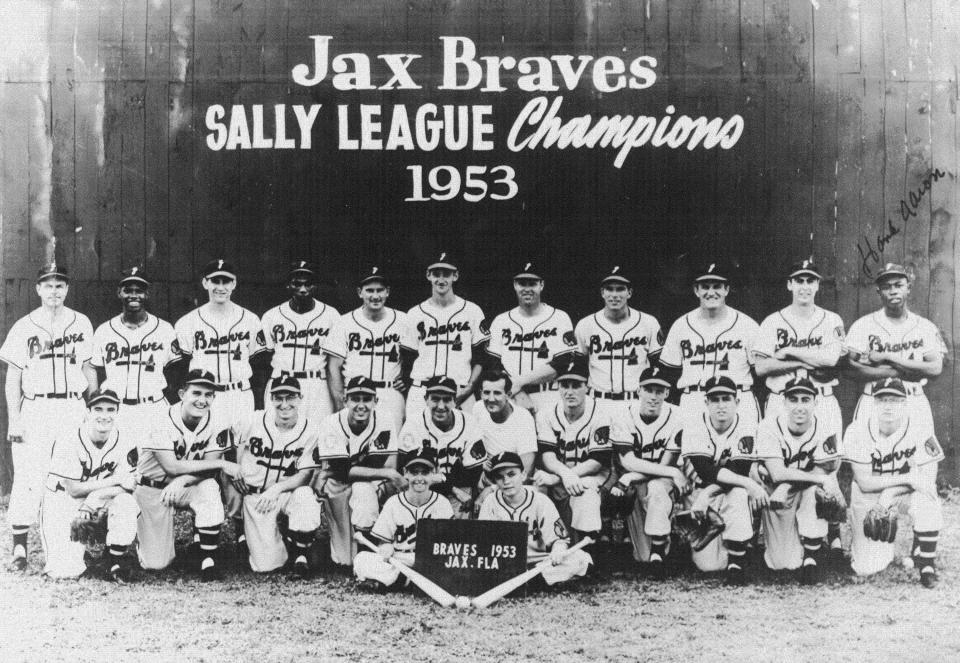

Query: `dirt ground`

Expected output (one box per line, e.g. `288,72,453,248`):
1,498,958,663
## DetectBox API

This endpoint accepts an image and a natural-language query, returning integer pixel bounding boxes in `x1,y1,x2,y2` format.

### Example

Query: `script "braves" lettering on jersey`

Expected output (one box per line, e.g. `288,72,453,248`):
173,306,267,385
46,427,137,492
614,402,682,463
309,410,398,471
261,300,340,378
324,309,417,382
575,309,662,393
139,403,237,482
660,308,760,389
478,487,569,553
755,416,840,475
91,314,177,401
371,492,454,551
236,411,321,490
487,306,575,378
408,297,488,384
755,306,845,393
844,415,943,475
536,396,619,466
399,409,487,483
0,308,94,396
846,311,948,390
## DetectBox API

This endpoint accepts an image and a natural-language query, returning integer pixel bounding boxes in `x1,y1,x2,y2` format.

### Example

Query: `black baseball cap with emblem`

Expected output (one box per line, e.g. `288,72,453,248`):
270,376,302,395
783,377,818,397
37,261,69,283
788,259,821,280
345,376,378,396
119,266,150,287
87,388,121,407
486,451,524,478
404,447,438,472
703,375,738,397
555,355,589,382
514,261,543,281
203,258,237,280
427,252,458,271
288,260,318,280
871,377,907,398
184,369,218,390
424,375,458,396
601,266,631,286
874,262,909,284
694,261,729,283
359,266,388,287
638,367,673,390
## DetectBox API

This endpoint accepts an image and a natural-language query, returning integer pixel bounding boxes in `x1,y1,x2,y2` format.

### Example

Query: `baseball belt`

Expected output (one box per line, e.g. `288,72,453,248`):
31,391,84,400
772,385,834,397
682,385,752,394
366,380,391,389
521,383,559,394
863,383,923,396
214,380,249,392
138,477,170,489
410,379,467,389
278,370,325,380
590,389,639,401
122,395,163,405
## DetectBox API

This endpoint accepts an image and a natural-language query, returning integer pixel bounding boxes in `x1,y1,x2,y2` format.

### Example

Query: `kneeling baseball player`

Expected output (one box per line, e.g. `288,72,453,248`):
681,376,767,584
229,376,325,576
844,378,944,588
41,389,139,581
479,452,592,585
754,378,844,584
353,447,454,589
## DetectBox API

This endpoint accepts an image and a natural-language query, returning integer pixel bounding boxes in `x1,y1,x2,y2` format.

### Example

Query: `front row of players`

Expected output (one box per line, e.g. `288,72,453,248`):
38,355,944,590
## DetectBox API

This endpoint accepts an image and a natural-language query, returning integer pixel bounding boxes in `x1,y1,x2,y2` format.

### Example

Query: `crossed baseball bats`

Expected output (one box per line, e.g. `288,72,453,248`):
353,532,593,609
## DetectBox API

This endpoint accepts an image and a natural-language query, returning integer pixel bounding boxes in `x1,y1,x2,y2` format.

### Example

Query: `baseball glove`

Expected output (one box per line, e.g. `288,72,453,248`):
814,487,847,523
862,504,898,543
69,509,108,546
674,507,725,552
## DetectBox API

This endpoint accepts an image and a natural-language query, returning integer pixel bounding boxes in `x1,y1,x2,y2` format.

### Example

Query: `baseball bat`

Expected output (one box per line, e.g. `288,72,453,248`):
353,532,457,608
471,537,593,610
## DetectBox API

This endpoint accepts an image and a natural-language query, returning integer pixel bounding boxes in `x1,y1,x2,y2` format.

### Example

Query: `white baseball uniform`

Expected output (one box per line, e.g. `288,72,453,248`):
0,307,93,528
324,308,417,425
41,426,139,578
575,309,662,406
261,299,340,422
660,308,761,423
406,297,488,420
487,305,576,411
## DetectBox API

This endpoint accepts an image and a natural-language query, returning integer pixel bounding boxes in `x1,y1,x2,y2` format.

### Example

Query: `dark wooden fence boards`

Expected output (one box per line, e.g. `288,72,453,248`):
0,0,958,493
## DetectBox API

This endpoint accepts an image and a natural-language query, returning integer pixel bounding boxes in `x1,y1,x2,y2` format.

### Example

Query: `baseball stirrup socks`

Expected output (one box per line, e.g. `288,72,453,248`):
234,518,245,544
913,530,939,575
725,540,748,570
289,529,313,551
12,527,28,556
801,537,821,566
826,522,842,548
650,535,669,559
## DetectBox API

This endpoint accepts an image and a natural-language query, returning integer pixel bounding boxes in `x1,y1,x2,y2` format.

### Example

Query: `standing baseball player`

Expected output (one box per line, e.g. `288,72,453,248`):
754,378,843,584
681,375,767,584
1,261,95,571
610,367,687,568
135,369,241,580
845,263,947,432
324,267,418,426
405,253,489,421
479,452,593,585
229,376,325,576
353,447,454,590
844,378,944,587
532,356,624,543
41,389,139,581
260,260,340,423
171,258,270,421
486,262,576,413
89,267,177,437
659,262,762,423
307,376,404,567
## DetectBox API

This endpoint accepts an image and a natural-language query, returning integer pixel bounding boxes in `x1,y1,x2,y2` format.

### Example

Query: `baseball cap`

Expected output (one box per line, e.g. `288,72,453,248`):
270,376,302,395
788,259,821,280
514,262,543,281
403,447,437,472
486,451,524,478
555,355,589,382
37,260,69,283
783,377,818,397
872,377,907,398
601,266,631,287
184,369,218,390
345,376,377,396
359,266,388,287
875,263,909,284
694,262,729,283
87,388,121,407
203,259,237,280
424,376,458,397
703,375,738,397
119,266,150,287
288,260,318,280
427,252,458,272
638,367,673,390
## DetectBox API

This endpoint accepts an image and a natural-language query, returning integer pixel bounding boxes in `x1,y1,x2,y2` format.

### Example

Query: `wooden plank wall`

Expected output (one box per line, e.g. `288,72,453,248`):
0,0,958,494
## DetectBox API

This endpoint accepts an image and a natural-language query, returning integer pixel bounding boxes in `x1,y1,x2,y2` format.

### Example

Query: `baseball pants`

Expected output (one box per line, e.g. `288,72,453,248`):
686,486,754,572
134,478,225,570
679,391,760,426
590,394,630,419
761,483,828,570
848,481,943,576
39,489,139,578
527,548,593,584
764,393,843,440
266,377,334,424
405,385,476,423
115,400,168,444
527,388,559,414
9,397,86,527
354,549,415,586
241,487,324,572
853,392,934,433
210,387,254,426
321,477,395,566
625,477,676,563
540,474,606,533
374,387,405,427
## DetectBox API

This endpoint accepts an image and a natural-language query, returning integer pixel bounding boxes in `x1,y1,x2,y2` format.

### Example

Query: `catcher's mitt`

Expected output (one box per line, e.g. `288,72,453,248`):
674,507,725,552
69,509,108,546
814,487,847,523
862,504,898,543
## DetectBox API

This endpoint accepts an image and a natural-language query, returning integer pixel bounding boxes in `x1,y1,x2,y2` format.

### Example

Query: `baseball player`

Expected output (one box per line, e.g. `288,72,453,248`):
405,253,489,421
479,452,593,585
659,262,762,424
845,263,947,433
486,262,576,413
0,261,95,571
324,267,418,426
754,378,843,584
171,258,270,421
260,260,340,424
135,369,242,580
229,376,325,576
89,267,177,438
399,376,488,518
844,377,944,587
353,447,454,589
471,370,538,475
610,367,687,568
681,375,767,584
307,376,404,567
40,389,139,581
532,356,624,543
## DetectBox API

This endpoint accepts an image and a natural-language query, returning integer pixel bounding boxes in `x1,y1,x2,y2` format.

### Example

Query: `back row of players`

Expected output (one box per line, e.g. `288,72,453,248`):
0,255,947,587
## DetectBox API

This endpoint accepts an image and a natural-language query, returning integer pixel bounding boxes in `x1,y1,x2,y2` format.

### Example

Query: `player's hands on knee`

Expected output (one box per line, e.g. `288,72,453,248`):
562,473,585,497
255,487,282,514
232,476,251,496
220,461,241,480
746,481,769,511
160,482,188,506
378,542,395,561
670,469,690,496
549,542,569,566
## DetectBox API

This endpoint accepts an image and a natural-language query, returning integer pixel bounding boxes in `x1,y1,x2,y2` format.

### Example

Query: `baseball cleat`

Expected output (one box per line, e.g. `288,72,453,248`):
235,540,249,561
723,566,747,587
8,556,27,572
109,563,132,584
800,563,820,586
289,557,311,581
200,563,223,582
920,570,938,589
